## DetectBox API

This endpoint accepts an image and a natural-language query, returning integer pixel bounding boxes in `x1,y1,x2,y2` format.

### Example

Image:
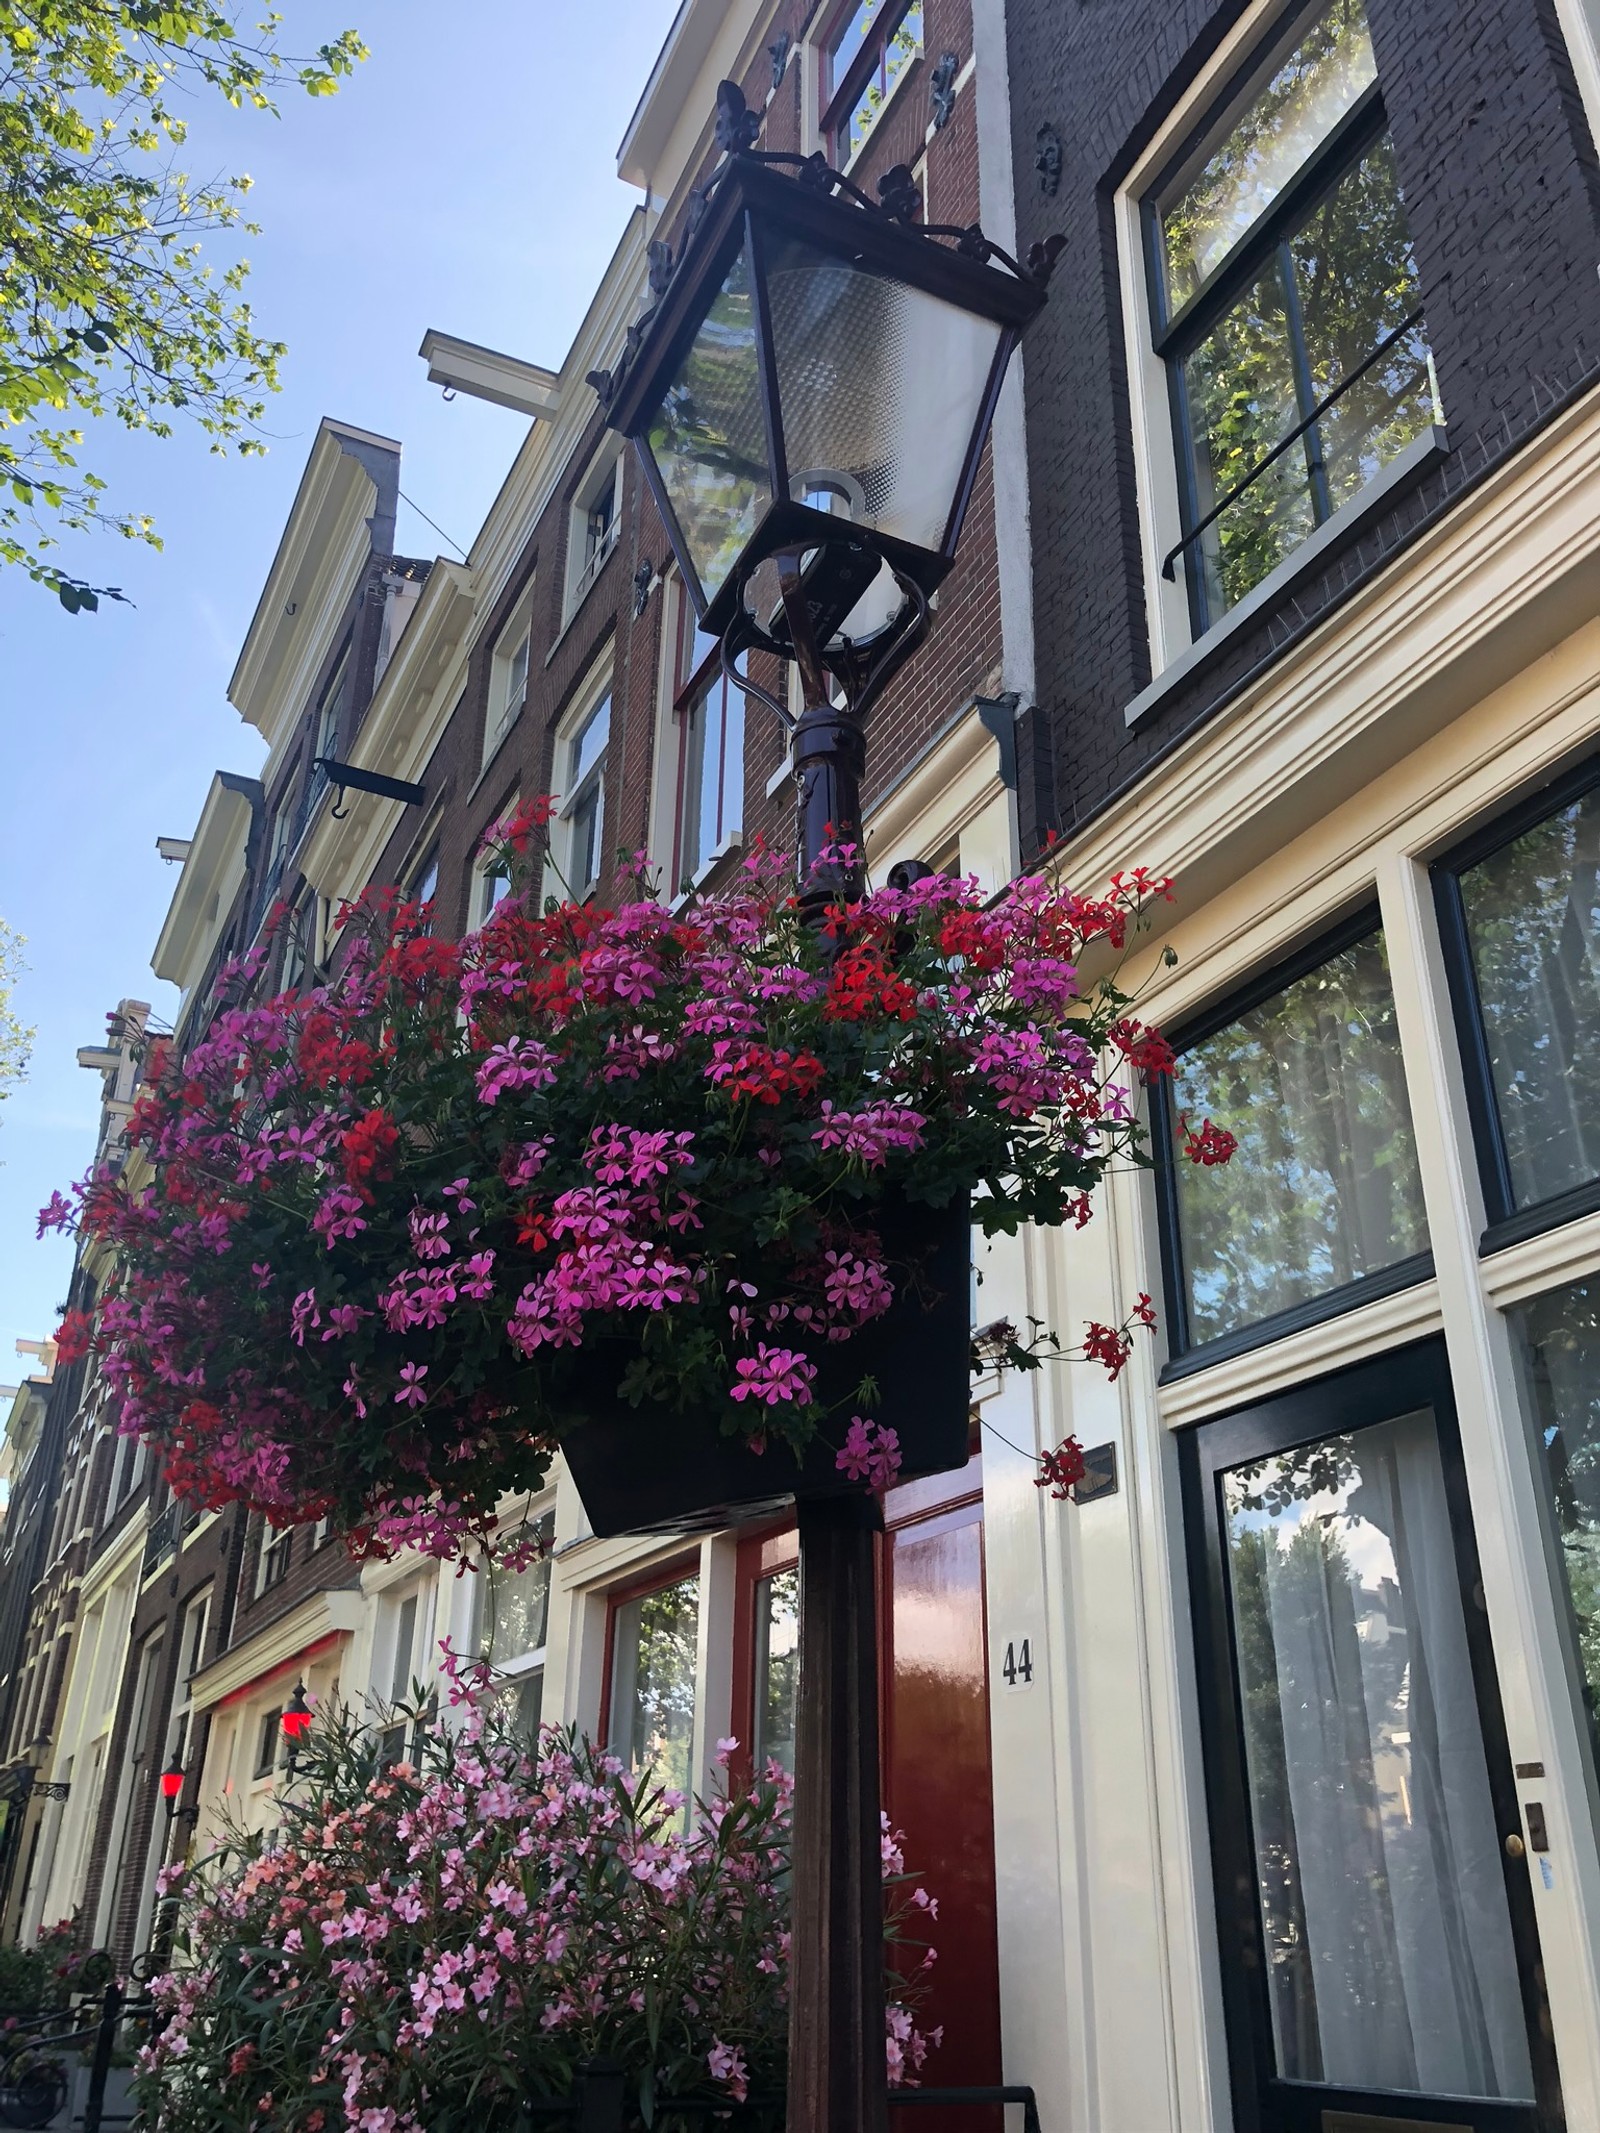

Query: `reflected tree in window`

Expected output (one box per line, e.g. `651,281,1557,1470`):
1170,928,1427,1344
1458,783,1600,1209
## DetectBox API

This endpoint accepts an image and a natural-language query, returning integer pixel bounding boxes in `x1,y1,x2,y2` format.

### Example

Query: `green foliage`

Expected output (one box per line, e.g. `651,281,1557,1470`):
0,2,365,607
0,919,32,1116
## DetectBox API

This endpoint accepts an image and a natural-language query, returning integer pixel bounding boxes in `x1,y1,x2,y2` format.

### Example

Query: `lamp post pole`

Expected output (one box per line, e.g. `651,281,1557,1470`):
774,561,889,2131
594,94,1057,2125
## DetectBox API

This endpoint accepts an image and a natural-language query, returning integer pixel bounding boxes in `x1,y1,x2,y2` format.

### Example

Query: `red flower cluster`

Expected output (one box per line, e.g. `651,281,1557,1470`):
340,1109,400,1197
706,1043,826,1106
1182,1117,1238,1167
1036,1436,1088,1500
824,945,918,1024
1109,1018,1177,1082
299,1011,376,1090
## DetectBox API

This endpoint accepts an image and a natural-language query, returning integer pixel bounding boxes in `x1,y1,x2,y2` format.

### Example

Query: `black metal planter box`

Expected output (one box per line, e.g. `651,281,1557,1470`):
558,1199,972,1537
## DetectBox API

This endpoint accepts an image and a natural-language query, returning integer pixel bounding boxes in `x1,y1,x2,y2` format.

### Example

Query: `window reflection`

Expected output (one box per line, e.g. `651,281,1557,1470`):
753,1566,799,1775
610,1572,700,1811
1169,925,1427,1345
1514,1281,1600,1764
1456,780,1600,1211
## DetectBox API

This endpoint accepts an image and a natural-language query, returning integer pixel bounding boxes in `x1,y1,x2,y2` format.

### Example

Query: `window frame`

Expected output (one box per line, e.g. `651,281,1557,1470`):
255,1520,292,1597
599,1555,702,1771
820,0,924,167
470,802,517,930
670,586,746,893
1142,2,1421,640
1178,1335,1562,2133
252,1705,284,1780
1152,899,1435,1375
484,585,536,767
553,673,612,900
1117,0,1441,676
1432,748,1600,1254
565,451,623,620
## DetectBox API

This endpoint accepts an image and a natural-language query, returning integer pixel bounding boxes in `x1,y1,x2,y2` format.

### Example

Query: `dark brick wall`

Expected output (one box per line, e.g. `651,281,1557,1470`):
1003,0,1600,852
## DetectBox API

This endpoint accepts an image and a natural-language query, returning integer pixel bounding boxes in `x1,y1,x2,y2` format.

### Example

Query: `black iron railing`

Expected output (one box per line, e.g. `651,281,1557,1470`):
509,2064,1041,2129
1160,302,1430,583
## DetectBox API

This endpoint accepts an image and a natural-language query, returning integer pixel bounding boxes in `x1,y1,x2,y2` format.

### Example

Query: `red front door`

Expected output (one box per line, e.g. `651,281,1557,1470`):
882,1458,1003,2127
731,1448,1003,2124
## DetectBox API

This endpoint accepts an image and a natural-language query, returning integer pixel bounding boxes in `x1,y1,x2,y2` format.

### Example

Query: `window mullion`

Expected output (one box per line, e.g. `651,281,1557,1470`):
1278,236,1333,525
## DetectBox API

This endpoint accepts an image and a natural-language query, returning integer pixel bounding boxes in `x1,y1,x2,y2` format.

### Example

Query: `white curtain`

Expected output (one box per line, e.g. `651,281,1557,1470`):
1228,1407,1534,2101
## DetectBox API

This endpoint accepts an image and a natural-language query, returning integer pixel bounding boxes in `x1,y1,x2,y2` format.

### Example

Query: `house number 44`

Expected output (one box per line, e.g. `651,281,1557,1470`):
1000,1637,1033,1689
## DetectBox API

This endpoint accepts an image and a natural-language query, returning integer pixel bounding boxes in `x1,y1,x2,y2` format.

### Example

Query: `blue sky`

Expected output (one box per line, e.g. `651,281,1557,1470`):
0,0,682,1373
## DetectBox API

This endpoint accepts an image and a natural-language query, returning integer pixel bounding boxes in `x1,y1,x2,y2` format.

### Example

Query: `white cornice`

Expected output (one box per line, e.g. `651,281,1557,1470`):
151,773,259,991
189,1589,365,1712
1047,385,1600,927
863,702,1006,874
79,1514,145,1609
229,420,401,750
420,331,561,419
618,0,771,203
301,560,477,902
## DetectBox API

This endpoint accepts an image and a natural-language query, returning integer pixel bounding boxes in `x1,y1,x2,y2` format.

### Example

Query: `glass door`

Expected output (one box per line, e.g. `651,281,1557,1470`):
1182,1341,1563,2132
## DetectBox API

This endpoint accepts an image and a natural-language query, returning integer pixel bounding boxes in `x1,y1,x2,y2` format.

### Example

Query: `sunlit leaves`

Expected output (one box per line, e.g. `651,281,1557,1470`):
0,2,366,607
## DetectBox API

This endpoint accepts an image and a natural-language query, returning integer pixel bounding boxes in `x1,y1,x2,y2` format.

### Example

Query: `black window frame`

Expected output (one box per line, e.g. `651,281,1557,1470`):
1153,901,1434,1376
1141,0,1425,637
1179,1337,1562,2133
1433,748,1600,1256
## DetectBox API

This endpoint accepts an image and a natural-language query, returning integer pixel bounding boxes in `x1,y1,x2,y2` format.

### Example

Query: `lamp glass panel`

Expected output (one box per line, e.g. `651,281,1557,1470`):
645,244,772,604
764,235,1003,559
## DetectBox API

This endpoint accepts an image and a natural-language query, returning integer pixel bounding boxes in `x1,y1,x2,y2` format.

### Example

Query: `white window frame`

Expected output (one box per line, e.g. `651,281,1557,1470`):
1112,0,1440,692
1553,0,1600,157
565,449,623,621
814,0,926,172
255,1519,291,1597
551,669,612,901
484,585,536,767
470,803,517,930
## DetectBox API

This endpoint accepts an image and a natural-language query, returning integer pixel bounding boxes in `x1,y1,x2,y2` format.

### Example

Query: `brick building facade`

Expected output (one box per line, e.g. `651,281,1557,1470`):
20,2,1600,2128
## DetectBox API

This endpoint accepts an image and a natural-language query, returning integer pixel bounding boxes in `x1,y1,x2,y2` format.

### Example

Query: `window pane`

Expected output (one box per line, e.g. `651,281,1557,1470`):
1514,1280,1600,1765
677,669,746,887
609,1574,700,1803
1183,251,1315,619
1171,929,1427,1344
646,246,771,604
569,783,604,893
477,1518,554,1665
1159,0,1377,312
1220,1410,1533,2099
1457,781,1600,1209
570,695,611,787
837,3,923,160
753,1566,799,1775
1289,135,1433,515
390,1593,418,1704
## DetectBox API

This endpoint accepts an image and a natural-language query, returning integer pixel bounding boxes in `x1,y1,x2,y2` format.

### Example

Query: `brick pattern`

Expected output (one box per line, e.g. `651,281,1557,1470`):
1002,0,1600,856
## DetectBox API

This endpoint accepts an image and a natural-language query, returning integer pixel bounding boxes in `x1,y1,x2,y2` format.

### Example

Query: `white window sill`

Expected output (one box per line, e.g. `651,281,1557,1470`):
671,834,744,910
1125,425,1450,730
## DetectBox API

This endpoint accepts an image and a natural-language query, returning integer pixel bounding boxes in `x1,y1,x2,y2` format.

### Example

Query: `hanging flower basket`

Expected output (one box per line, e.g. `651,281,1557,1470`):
46,806,1223,1564
559,1194,972,1536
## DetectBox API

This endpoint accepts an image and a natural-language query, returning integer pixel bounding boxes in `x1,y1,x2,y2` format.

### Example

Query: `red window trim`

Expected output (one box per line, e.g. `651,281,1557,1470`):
819,0,923,163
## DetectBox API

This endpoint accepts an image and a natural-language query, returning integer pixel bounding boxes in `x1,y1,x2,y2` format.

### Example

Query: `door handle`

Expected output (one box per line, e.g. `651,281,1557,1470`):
1505,1832,1526,1859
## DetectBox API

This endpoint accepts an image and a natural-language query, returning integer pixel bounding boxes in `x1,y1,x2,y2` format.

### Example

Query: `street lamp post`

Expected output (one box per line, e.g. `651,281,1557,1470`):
595,83,1056,2130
